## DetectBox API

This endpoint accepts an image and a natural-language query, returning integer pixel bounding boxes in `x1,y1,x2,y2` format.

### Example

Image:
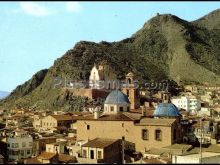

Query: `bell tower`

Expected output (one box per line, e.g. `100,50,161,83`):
122,72,140,110
161,90,171,103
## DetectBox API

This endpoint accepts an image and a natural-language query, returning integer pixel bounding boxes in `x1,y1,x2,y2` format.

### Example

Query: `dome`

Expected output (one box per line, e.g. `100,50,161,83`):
104,90,130,105
154,103,180,117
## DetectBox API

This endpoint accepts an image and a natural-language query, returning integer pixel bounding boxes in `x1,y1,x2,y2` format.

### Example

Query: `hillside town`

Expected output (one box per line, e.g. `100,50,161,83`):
1,62,220,164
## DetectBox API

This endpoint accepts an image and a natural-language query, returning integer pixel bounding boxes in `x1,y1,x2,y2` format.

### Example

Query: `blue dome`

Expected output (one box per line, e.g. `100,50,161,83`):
154,103,180,117
104,90,130,105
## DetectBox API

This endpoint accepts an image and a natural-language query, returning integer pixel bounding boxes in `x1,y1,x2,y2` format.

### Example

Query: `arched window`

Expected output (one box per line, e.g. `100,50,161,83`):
155,129,162,141
128,78,132,84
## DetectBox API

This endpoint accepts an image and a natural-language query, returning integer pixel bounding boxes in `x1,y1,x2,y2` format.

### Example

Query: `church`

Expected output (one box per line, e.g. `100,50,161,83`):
76,87,184,153
89,61,117,89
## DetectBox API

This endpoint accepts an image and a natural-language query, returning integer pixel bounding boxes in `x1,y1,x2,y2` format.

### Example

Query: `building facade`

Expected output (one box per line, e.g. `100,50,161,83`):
171,96,201,114
7,129,33,161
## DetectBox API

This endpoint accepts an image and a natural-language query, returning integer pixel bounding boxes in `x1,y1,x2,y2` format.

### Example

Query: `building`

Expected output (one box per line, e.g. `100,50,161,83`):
24,152,76,164
76,89,183,153
46,141,66,154
40,115,73,130
77,138,121,164
121,72,140,110
171,96,201,114
7,129,33,161
6,114,25,127
89,62,116,89
32,136,57,157
172,152,220,164
104,90,130,114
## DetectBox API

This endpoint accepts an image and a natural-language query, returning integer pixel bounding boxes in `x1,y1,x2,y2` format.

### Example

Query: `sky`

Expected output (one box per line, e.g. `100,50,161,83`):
1,1,220,92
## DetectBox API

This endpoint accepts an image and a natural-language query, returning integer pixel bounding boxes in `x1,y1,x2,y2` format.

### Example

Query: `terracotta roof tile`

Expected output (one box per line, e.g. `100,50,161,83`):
82,138,119,148
38,152,56,160
51,115,72,121
136,118,176,126
58,154,76,163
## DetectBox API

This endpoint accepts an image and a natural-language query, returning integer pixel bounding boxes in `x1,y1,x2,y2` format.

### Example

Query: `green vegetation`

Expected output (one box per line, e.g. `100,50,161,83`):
1,9,220,111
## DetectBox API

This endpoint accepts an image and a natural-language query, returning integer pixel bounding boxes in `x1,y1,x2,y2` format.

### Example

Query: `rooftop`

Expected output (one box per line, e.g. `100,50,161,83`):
104,90,130,105
82,138,119,148
38,152,57,160
58,154,76,163
51,115,72,121
177,152,220,158
77,112,142,121
154,103,180,117
136,118,176,126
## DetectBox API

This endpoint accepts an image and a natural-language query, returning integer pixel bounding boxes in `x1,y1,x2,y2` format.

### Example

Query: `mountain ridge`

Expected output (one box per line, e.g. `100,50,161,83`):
1,9,220,111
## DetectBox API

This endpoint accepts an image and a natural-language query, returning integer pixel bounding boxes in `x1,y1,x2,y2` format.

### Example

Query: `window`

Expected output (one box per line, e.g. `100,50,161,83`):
142,129,149,140
155,129,162,141
87,125,90,130
122,123,124,127
27,149,31,155
12,143,14,148
97,151,102,159
82,149,87,158
110,106,114,112
8,143,10,147
22,142,26,147
120,107,123,112
21,150,24,156
15,143,19,148
29,142,32,147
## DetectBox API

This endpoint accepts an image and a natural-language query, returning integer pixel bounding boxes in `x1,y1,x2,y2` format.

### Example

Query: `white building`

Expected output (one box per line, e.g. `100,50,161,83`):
171,96,201,114
7,129,33,161
46,141,66,154
89,65,102,89
172,152,220,164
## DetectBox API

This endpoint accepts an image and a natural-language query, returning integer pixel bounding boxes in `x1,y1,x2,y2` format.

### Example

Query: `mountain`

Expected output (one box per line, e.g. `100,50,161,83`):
0,91,10,100
1,9,220,111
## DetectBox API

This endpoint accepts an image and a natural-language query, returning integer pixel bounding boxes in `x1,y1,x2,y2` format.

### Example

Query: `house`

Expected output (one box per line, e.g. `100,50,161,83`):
171,95,201,114
77,138,121,164
24,152,76,164
32,137,57,157
46,141,66,154
7,129,33,161
40,115,73,130
36,152,58,164
6,114,25,127
172,152,220,164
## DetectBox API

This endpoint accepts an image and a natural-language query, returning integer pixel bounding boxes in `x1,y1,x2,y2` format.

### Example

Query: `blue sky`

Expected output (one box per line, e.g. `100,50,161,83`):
1,1,220,92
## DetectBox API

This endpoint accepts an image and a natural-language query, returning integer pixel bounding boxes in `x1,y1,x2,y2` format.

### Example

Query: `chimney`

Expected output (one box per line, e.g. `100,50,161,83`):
94,107,100,119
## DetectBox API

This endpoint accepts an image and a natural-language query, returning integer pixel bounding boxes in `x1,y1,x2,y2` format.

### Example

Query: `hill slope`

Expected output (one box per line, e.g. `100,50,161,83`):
1,9,220,111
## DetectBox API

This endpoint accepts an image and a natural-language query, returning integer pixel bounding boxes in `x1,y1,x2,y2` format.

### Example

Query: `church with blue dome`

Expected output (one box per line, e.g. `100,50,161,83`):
104,90,130,114
153,91,180,118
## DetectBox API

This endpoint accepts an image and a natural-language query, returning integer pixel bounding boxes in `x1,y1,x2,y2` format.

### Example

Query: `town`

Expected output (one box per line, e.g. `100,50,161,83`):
1,62,220,164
